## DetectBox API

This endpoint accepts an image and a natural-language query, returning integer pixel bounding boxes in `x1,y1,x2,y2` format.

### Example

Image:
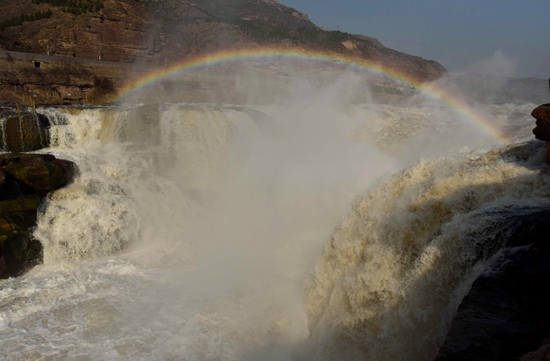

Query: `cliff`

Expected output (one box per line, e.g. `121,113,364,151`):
0,0,446,83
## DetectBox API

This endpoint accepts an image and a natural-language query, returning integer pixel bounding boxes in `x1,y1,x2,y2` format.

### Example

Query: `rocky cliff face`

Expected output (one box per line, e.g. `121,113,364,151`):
0,0,446,82
0,52,129,104
0,107,76,279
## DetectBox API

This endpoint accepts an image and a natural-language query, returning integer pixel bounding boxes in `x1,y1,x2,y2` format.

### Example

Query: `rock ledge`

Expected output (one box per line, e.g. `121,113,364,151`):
0,153,75,279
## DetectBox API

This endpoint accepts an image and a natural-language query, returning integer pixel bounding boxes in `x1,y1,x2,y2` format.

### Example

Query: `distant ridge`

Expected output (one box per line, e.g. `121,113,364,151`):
0,0,446,82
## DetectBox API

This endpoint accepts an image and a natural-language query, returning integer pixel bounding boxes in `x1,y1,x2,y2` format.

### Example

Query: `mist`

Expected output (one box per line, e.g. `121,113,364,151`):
0,51,543,360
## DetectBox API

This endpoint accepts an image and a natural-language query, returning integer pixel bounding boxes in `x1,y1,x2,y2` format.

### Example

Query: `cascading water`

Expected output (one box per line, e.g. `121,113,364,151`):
36,104,257,262
303,141,550,360
0,92,543,360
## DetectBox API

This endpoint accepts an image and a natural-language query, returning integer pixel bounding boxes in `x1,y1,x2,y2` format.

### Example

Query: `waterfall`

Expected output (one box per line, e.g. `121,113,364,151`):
34,104,257,262
0,99,542,360
303,141,549,360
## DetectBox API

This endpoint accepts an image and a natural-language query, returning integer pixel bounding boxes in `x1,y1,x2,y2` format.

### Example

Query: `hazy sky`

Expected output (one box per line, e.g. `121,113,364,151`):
279,0,549,79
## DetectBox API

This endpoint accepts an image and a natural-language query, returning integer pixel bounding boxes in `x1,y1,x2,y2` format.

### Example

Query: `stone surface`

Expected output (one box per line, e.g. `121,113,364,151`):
0,230,42,279
532,119,550,142
0,108,50,152
0,154,75,195
0,0,445,86
434,207,550,361
0,153,76,279
532,104,550,123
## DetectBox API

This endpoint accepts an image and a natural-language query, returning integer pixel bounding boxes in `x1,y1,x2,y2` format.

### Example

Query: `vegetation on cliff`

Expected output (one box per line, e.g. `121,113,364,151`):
238,20,350,49
0,0,446,83
0,9,52,32
31,0,104,14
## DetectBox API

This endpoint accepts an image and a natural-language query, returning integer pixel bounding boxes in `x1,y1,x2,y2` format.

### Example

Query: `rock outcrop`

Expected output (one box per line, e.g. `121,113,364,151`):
0,0,449,105
531,103,550,164
0,107,50,152
532,104,550,125
0,153,76,279
434,207,550,361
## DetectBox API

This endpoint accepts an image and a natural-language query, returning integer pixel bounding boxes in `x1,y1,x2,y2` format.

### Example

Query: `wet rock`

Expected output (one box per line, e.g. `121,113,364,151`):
532,119,550,142
0,220,42,278
0,108,50,152
434,208,550,361
0,196,41,279
0,153,76,196
0,154,76,279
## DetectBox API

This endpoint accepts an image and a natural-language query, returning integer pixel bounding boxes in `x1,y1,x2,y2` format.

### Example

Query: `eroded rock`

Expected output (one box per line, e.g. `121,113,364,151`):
0,153,75,195
0,154,76,279
532,104,550,123
0,108,50,152
531,103,550,164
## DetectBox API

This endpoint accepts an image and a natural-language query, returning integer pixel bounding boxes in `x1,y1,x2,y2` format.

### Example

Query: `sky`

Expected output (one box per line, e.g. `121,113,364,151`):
278,0,550,79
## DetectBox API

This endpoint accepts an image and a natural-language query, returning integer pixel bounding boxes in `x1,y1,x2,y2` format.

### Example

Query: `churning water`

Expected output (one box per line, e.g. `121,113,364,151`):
0,92,544,360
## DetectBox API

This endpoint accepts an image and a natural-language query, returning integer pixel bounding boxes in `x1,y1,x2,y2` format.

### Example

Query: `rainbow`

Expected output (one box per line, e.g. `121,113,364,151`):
115,48,510,144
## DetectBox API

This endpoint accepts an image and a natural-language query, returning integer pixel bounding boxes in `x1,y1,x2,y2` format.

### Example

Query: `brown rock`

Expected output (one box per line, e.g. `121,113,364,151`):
0,0,445,85
0,230,42,279
0,153,76,279
3,114,49,152
0,153,76,195
0,195,41,279
531,104,550,164
532,104,550,123
0,108,50,152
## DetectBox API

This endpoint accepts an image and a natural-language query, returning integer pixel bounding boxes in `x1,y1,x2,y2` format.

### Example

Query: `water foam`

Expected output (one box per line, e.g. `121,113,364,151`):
303,140,550,360
0,100,542,360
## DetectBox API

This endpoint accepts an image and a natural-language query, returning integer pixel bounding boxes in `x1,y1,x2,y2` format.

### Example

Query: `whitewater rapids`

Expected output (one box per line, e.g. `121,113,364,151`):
0,99,543,361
